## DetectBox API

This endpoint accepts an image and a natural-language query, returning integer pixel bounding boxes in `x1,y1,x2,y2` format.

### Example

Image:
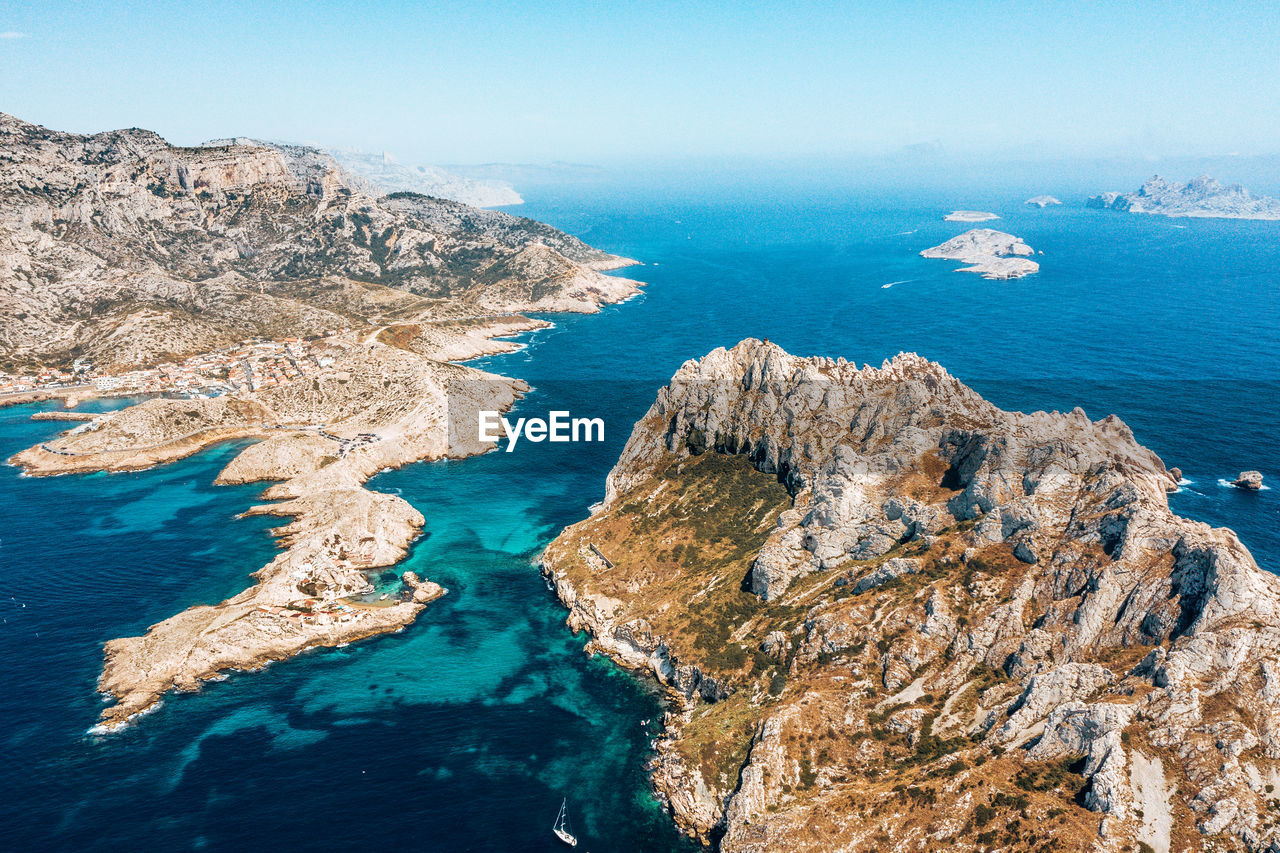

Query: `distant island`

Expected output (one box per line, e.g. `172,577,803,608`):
944,210,1000,222
327,148,523,208
920,228,1039,279
1088,175,1280,220
1025,195,1062,207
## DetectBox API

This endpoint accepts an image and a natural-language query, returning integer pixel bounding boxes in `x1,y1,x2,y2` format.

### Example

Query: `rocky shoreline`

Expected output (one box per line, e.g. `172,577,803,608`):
542,339,1280,852
15,310,636,731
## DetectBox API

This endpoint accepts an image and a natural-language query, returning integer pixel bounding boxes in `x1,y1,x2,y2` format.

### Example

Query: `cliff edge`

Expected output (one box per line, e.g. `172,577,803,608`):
543,338,1280,852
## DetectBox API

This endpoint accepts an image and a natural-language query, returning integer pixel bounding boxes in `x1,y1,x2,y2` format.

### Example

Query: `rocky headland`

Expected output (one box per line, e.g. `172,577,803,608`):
2,112,643,729
921,229,1039,280
1088,176,1280,220
543,338,1280,852
944,211,1000,222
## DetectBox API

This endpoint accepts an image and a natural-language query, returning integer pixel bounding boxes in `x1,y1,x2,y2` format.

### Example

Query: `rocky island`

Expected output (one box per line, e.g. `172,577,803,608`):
920,228,1039,279
544,339,1280,852
944,210,1000,222
0,112,641,729
1088,175,1280,220
1025,195,1062,208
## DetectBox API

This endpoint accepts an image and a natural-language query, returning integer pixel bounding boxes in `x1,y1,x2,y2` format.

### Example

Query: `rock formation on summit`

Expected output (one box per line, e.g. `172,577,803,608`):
543,338,1280,852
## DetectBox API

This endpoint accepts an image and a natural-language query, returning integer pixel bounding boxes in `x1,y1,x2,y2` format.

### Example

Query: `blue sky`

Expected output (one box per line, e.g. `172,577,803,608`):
1,0,1278,165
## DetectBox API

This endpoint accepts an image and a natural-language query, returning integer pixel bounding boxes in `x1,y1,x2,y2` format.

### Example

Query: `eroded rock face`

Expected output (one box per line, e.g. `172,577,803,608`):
543,339,1280,851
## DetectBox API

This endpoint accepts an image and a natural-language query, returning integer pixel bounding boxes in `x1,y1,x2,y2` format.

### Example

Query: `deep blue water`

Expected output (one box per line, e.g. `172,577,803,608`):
2,183,1278,851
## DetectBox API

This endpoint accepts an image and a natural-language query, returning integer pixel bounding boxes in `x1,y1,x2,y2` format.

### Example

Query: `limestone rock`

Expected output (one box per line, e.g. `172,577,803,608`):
920,228,1040,279
1236,470,1264,491
542,338,1280,851
1088,175,1280,220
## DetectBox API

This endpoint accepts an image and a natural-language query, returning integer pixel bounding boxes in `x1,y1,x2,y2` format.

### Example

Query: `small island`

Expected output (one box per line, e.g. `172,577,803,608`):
1025,195,1062,207
920,228,1039,279
1088,175,1280,220
944,210,1000,222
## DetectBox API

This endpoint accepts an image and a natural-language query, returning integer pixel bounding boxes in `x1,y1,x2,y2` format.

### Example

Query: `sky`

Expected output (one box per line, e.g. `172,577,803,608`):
1,0,1279,166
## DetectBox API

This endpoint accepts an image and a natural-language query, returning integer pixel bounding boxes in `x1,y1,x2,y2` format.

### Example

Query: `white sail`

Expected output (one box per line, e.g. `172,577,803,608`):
553,798,578,847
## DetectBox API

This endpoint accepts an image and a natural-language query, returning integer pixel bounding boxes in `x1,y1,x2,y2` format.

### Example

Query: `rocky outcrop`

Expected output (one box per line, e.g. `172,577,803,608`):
1088,175,1280,220
543,338,1280,851
1235,471,1264,491
920,228,1039,279
0,112,638,371
1026,195,1063,208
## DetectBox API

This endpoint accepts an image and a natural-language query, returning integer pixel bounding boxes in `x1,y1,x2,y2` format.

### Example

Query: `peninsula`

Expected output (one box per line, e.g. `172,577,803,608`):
1088,175,1280,220
0,113,641,729
543,339,1280,852
920,228,1039,279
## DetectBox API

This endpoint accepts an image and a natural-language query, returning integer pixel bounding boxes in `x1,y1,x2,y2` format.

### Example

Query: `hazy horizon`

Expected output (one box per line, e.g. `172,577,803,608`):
3,1,1279,175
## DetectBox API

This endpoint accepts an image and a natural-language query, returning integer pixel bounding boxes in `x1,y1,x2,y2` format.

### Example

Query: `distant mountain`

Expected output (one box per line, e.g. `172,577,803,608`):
1088,175,1280,220
0,114,634,370
326,149,522,208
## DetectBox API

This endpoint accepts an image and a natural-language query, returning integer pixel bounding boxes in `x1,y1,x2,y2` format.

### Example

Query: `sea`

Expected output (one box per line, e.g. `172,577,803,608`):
2,175,1278,851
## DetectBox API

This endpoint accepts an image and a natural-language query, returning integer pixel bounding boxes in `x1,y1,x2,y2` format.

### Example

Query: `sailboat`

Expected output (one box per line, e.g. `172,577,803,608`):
553,797,578,847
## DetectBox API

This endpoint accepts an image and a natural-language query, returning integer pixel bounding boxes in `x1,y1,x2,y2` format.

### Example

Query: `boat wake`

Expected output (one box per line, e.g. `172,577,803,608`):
881,279,914,289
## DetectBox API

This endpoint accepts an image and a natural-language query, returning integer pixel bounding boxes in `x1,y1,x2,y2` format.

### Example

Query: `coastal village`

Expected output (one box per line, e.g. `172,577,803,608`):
0,330,351,399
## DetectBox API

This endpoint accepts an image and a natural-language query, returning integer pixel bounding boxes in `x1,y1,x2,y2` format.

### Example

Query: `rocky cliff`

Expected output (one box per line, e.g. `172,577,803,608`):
0,113,636,370
1088,176,1280,220
543,339,1280,852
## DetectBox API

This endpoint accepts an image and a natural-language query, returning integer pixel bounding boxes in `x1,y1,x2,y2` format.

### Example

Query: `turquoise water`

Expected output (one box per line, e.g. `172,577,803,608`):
2,181,1278,850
